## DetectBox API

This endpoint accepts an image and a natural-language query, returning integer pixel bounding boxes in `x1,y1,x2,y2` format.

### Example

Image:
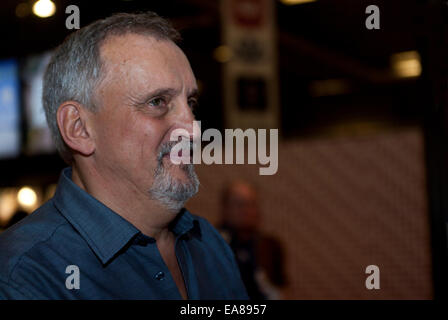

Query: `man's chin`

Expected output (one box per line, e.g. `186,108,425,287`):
173,164,194,179
164,158,195,177
149,161,199,211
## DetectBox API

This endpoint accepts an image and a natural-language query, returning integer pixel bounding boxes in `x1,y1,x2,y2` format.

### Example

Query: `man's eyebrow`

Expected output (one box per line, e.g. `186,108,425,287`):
128,87,199,106
128,88,178,106
188,88,199,98
144,88,179,100
142,87,199,100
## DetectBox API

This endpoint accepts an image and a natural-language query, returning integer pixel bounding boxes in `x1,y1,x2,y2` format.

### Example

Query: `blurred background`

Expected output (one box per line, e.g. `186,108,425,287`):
0,0,447,299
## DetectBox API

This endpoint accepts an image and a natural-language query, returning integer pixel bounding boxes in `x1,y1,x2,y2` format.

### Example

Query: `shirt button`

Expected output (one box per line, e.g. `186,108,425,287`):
154,271,165,281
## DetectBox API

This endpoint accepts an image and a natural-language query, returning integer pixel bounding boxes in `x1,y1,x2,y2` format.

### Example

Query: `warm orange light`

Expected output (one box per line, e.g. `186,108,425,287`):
213,45,234,63
32,0,56,18
17,187,37,208
390,51,421,78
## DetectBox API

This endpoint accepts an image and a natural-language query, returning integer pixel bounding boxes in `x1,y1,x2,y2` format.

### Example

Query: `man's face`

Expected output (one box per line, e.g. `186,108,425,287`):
90,33,200,211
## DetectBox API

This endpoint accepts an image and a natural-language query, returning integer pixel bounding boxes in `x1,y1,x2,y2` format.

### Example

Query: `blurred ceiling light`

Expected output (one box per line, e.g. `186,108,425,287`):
280,0,317,5
15,3,30,18
32,0,56,18
213,45,234,63
17,187,37,208
390,51,421,78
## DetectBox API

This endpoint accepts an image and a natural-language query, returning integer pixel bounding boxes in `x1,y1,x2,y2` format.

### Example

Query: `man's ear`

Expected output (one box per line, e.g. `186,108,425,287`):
57,101,95,157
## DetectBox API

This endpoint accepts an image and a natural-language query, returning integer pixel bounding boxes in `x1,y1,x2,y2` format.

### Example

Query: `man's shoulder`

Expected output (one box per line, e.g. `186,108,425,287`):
0,200,69,282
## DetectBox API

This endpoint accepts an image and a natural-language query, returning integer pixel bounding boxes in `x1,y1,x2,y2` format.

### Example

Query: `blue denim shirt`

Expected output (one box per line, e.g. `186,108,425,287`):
0,168,248,300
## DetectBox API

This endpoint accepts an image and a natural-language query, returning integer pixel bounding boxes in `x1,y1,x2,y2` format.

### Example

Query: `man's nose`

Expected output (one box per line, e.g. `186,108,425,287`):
171,100,200,142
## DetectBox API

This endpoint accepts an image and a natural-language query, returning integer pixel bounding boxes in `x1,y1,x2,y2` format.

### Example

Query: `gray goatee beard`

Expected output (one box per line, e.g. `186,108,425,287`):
148,140,199,212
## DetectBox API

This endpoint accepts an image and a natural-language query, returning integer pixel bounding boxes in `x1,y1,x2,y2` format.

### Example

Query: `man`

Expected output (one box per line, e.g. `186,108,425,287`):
219,180,286,300
0,12,248,300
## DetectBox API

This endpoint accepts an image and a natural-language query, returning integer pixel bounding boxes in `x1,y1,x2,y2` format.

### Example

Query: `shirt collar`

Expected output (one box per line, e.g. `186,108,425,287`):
53,167,200,264
169,208,201,239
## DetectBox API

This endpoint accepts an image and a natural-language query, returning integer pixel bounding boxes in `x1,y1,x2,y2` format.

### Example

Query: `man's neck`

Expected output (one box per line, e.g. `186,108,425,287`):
70,162,177,240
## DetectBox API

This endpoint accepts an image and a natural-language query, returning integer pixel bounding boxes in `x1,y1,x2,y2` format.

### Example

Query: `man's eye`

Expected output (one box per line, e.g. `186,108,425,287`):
148,97,166,108
188,98,198,110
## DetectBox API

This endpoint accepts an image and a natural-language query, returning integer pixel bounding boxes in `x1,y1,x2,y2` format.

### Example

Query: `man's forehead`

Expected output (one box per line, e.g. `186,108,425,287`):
98,32,196,90
99,32,180,65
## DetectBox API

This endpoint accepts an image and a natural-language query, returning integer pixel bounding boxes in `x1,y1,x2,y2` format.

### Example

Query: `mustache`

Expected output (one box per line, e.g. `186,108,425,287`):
157,140,195,163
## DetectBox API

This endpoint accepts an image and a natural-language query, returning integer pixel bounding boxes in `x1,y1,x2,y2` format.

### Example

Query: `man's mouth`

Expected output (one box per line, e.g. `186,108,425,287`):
158,140,195,166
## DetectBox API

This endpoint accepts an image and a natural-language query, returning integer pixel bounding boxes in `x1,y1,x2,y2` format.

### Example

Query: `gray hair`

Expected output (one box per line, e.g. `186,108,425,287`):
42,12,181,163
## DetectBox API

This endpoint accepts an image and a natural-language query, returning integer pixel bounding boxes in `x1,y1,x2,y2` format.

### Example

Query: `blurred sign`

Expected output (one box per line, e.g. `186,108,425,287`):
231,0,265,27
221,0,279,130
0,59,21,159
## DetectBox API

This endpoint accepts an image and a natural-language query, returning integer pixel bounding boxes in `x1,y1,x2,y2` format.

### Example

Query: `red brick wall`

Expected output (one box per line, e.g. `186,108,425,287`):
186,127,433,299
